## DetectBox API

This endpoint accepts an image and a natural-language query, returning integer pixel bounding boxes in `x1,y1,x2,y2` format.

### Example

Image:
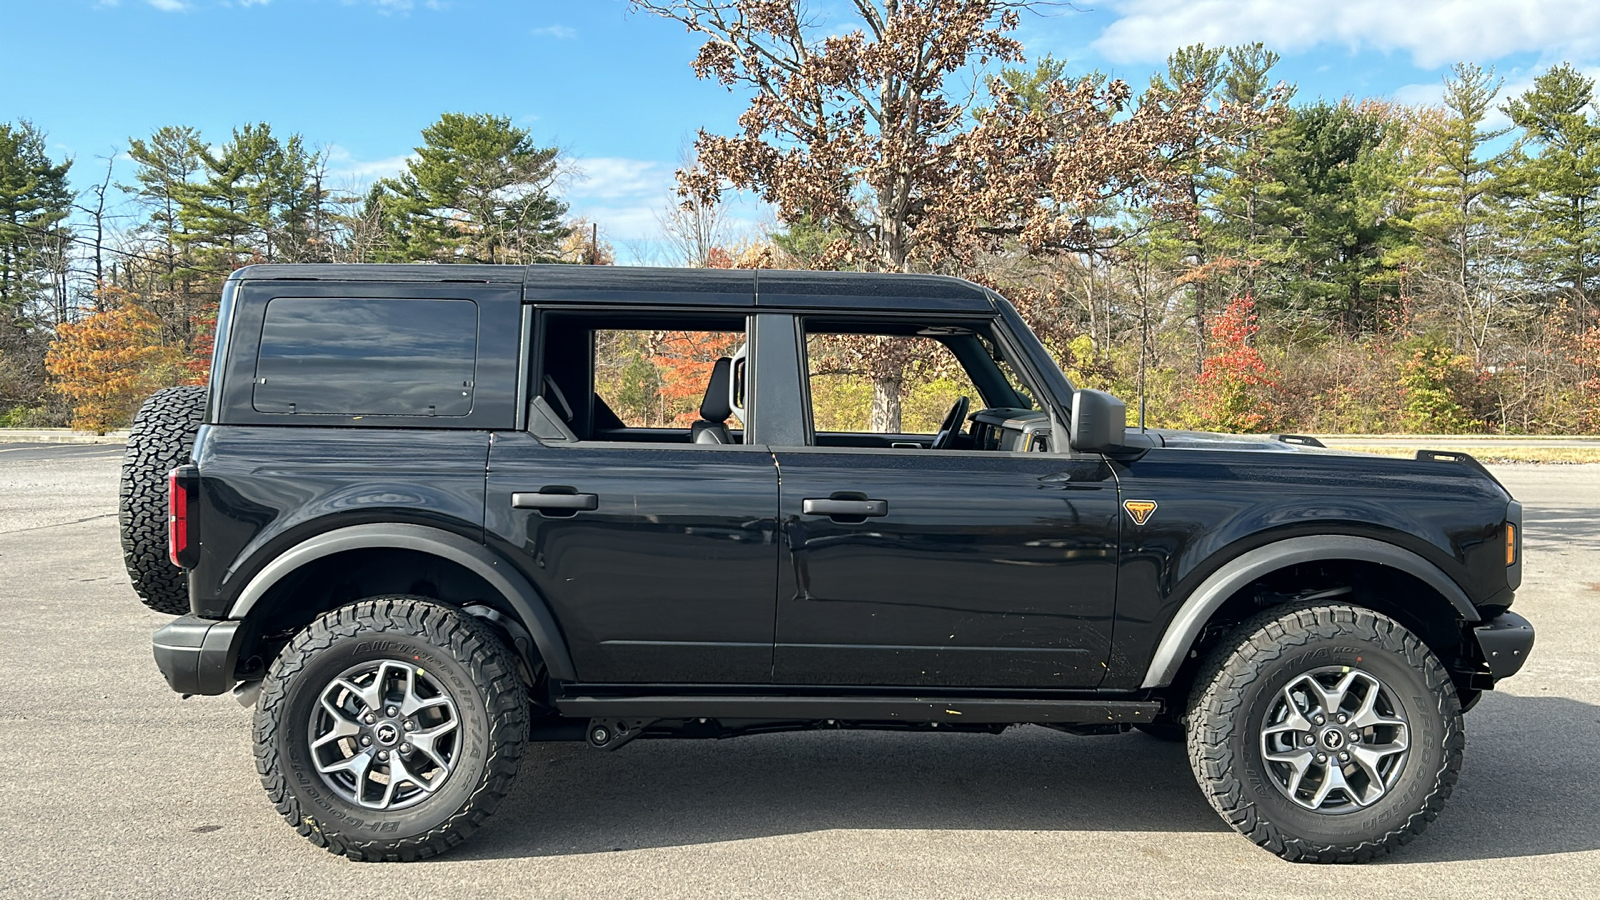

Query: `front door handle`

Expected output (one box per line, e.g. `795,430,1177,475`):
801,498,888,518
512,491,598,511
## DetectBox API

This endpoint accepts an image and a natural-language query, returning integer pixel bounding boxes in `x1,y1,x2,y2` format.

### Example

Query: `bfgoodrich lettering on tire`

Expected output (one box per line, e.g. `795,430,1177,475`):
253,596,528,861
1186,603,1464,863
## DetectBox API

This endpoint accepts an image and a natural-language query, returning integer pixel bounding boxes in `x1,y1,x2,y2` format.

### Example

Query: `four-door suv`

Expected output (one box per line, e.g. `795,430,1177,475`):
121,263,1535,863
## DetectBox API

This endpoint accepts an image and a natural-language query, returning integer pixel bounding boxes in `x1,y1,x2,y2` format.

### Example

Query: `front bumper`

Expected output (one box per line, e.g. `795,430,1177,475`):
1474,610,1535,681
152,616,244,695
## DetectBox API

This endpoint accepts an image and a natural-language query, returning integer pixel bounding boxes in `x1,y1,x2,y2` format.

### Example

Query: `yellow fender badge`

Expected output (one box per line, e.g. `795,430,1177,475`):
1124,499,1158,526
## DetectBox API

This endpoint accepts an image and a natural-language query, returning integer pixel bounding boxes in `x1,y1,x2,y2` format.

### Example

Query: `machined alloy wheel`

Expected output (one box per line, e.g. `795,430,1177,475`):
1259,667,1411,812
309,659,463,811
1187,603,1463,863
255,596,528,861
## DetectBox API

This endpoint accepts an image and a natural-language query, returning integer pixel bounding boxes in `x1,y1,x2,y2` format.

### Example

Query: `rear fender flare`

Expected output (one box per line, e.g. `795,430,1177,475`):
227,522,577,680
1140,534,1479,689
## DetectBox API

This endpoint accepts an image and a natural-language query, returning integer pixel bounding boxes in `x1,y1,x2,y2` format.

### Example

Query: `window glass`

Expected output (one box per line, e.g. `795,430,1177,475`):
593,329,745,429
253,297,478,416
806,333,978,434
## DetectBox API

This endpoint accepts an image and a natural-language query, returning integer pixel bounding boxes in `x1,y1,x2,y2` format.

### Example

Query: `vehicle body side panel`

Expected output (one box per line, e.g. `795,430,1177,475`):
1103,447,1511,689
484,433,780,684
187,426,491,618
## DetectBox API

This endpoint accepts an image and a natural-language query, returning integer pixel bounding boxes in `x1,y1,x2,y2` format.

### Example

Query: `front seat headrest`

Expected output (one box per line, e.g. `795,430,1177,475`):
700,357,733,424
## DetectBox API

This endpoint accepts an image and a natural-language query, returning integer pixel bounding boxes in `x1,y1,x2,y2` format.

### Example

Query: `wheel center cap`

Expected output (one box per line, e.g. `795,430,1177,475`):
1322,727,1345,750
374,722,400,746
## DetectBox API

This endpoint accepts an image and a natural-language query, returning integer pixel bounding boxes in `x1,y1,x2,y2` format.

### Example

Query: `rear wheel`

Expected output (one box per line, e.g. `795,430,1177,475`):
254,597,528,861
1187,603,1463,863
118,385,205,614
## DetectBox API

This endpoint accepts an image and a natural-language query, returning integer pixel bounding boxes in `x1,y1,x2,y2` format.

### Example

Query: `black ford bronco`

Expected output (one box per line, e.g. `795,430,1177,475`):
122,264,1534,863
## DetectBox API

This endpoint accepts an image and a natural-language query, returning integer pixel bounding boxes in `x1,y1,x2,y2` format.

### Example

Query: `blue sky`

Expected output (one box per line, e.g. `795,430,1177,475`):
3,0,1598,261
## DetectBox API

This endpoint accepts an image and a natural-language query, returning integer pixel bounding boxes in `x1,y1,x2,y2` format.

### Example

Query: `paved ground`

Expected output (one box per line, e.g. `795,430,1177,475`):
0,447,1595,899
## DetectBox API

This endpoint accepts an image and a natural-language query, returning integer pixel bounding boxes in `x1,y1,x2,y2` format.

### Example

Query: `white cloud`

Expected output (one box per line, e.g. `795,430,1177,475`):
146,0,186,10
1092,0,1600,69
531,24,577,40
566,157,672,201
324,145,415,183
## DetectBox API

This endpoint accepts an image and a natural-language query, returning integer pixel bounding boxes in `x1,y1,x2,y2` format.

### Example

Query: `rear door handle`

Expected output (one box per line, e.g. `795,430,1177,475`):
801,498,888,518
512,491,598,511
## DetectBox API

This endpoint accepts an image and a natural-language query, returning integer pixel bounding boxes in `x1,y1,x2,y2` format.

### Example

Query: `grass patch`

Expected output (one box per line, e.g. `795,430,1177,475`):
1328,445,1600,464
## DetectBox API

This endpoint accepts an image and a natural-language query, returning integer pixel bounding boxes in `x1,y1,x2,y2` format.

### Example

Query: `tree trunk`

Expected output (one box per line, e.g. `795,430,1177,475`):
872,374,903,434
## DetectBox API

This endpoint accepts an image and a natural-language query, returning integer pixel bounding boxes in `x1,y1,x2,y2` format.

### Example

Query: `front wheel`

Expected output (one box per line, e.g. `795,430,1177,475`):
1187,603,1464,863
253,597,528,861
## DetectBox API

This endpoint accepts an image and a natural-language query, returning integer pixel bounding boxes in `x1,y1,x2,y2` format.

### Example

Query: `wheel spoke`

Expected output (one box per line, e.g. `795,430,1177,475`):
409,720,459,772
1310,762,1351,808
317,746,374,779
1262,688,1314,738
1264,746,1316,796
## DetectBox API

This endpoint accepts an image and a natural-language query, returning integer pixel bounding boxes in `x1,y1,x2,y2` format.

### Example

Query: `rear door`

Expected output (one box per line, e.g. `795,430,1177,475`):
485,308,780,684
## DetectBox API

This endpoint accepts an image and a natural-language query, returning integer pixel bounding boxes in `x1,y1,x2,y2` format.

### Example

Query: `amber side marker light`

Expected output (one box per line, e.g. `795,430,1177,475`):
1505,522,1517,566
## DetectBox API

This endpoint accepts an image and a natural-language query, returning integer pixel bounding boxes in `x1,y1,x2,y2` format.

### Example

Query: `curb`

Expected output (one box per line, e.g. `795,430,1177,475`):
0,429,130,445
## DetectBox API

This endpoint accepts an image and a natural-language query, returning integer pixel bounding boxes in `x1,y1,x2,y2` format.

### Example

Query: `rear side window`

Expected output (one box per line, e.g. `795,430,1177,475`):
253,297,478,416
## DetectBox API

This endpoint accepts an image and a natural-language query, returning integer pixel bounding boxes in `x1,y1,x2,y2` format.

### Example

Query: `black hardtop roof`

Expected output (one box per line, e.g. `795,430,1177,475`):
230,263,995,312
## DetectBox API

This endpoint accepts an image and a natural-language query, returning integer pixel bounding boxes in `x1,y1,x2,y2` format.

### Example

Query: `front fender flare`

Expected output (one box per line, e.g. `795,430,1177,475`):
227,522,577,681
1139,534,1479,689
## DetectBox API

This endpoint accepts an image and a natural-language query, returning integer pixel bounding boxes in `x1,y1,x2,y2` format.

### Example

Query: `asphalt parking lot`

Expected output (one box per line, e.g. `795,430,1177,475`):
0,445,1595,899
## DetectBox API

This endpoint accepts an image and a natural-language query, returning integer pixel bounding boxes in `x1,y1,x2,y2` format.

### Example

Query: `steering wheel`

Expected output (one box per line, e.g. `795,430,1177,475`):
931,396,970,450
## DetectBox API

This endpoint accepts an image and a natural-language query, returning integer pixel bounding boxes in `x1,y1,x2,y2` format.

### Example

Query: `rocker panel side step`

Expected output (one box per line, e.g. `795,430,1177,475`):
555,694,1161,725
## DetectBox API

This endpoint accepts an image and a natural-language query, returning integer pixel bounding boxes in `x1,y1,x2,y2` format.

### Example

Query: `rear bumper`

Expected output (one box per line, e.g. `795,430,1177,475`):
152,616,243,695
1474,610,1535,681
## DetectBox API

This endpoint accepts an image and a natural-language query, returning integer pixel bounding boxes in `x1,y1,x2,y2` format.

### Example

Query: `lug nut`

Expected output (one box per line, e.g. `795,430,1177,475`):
1314,715,1325,725
386,706,397,716
378,750,389,761
361,736,372,746
1337,713,1348,724
364,714,375,725
1339,752,1350,762
401,743,412,753
404,720,415,731
1316,753,1327,763
1303,734,1315,746
1349,731,1361,742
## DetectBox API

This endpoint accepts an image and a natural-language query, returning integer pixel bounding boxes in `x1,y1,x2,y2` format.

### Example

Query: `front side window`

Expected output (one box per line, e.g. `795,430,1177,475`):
253,297,478,416
801,318,1047,452
806,333,978,435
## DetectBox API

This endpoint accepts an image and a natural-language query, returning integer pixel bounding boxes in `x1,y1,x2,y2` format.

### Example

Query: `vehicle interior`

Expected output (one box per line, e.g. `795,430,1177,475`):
533,311,1050,451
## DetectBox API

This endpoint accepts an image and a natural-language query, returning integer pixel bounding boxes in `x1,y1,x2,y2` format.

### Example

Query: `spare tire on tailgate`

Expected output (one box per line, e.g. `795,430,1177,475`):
119,385,206,615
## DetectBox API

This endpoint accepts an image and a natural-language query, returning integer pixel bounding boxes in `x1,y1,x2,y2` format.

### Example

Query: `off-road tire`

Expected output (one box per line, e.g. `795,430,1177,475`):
1187,603,1464,863
254,597,529,862
118,385,206,614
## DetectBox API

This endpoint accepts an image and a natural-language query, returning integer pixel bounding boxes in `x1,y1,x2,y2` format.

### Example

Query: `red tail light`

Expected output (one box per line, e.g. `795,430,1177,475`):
168,467,195,568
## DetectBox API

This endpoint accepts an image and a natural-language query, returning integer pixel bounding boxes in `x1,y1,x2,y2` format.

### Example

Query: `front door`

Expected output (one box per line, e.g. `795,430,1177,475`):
772,450,1120,687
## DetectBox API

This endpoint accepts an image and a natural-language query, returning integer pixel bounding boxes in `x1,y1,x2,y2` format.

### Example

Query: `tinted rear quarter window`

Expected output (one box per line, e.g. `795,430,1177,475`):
253,297,479,416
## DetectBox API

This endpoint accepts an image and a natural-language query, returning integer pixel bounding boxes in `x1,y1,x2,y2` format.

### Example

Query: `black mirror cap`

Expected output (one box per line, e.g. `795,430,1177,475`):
1069,389,1127,453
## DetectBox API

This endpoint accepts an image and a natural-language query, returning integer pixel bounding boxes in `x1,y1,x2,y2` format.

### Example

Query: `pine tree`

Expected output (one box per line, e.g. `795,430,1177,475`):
377,113,568,264
0,121,72,319
1500,63,1600,323
1407,63,1512,364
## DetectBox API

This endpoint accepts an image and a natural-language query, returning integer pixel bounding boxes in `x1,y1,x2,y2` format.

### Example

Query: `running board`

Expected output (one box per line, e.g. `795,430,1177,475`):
556,694,1161,725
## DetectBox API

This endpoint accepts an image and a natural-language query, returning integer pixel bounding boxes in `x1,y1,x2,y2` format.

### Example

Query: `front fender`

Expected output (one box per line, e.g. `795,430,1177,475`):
1138,535,1478,689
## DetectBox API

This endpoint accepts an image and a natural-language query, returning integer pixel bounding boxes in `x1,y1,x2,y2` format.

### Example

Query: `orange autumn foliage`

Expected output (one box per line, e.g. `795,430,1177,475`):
46,287,183,433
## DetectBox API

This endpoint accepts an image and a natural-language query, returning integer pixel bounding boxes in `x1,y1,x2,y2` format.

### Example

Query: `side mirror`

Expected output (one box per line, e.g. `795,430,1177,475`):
1069,389,1126,453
